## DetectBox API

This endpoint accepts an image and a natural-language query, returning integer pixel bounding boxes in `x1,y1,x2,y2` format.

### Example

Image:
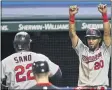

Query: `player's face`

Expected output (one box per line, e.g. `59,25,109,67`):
87,37,101,51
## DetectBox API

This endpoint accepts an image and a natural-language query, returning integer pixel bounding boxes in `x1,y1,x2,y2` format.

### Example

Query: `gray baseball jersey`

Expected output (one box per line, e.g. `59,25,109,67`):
73,39,111,86
1,51,59,89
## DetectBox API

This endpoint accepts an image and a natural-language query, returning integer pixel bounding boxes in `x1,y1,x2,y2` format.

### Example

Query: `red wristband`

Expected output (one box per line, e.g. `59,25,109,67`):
69,15,75,24
102,13,108,22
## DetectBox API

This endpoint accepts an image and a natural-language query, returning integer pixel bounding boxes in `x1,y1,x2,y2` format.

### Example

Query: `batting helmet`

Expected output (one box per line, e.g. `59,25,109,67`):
85,28,101,38
32,61,49,74
13,31,32,51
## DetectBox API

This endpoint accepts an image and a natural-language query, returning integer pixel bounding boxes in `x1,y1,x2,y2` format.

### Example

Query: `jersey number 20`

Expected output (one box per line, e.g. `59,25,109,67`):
14,63,35,82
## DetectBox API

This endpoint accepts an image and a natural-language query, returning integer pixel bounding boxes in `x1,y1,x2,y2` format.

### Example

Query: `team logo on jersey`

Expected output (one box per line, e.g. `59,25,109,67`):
82,55,88,63
82,52,102,63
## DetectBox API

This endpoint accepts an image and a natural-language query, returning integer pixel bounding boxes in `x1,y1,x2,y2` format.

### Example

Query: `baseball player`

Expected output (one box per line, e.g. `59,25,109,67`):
69,4,111,90
1,31,62,89
28,61,61,90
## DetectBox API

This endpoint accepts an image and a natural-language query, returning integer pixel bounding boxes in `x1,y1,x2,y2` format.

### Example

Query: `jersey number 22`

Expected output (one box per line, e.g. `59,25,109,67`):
14,63,35,82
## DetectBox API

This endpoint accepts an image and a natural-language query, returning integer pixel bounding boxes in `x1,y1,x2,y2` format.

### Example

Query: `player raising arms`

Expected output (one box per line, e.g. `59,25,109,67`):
69,4,111,90
1,31,62,89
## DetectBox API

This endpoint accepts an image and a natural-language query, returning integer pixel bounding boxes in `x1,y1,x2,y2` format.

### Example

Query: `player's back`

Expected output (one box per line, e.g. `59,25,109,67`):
2,51,49,89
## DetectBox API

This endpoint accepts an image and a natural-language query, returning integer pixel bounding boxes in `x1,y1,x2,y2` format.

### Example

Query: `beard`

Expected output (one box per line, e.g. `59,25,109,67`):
89,45,95,51
88,44,99,51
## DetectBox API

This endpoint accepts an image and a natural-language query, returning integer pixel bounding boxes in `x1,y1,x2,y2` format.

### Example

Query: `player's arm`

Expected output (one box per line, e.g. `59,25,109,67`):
42,55,62,79
98,4,111,47
37,54,62,79
50,67,62,80
48,62,62,79
69,5,79,48
1,61,8,89
1,76,8,90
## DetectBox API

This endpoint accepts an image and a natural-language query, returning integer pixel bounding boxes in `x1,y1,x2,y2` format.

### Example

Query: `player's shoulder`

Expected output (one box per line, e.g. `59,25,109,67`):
2,53,15,62
27,85,37,90
37,53,48,57
101,42,111,48
51,85,61,90
20,51,49,59
27,51,46,56
29,51,49,59
37,53,49,60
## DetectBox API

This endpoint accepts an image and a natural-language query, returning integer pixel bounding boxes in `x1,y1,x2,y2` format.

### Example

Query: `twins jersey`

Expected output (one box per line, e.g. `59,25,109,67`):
73,39,111,86
1,51,59,89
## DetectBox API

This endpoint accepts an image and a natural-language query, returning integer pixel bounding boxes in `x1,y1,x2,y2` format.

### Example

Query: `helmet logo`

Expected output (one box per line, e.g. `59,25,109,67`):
40,63,44,66
90,29,95,34
41,69,45,72
21,37,25,40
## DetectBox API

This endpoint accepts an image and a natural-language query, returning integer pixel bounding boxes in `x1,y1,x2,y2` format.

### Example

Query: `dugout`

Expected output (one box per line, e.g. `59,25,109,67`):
1,0,111,89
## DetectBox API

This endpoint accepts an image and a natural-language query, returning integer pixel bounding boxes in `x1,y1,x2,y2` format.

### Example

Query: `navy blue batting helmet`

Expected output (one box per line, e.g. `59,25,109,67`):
13,31,32,51
32,61,49,74
85,28,101,38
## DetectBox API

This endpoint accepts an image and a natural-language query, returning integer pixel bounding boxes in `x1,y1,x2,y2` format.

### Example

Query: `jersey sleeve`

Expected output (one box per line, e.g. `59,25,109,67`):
45,57,59,77
36,54,59,77
72,39,86,55
1,58,12,86
1,61,6,80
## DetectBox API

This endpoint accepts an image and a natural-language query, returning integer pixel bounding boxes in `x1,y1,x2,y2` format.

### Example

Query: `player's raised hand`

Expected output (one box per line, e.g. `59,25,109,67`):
98,4,107,14
69,5,79,16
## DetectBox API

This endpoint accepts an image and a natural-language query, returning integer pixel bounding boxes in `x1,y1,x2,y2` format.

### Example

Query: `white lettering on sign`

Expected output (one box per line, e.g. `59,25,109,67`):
1,25,9,31
81,23,103,29
18,24,69,31
18,24,43,30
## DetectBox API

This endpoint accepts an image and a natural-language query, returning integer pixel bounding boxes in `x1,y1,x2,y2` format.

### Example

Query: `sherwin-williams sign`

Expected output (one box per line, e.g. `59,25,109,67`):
1,20,111,32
